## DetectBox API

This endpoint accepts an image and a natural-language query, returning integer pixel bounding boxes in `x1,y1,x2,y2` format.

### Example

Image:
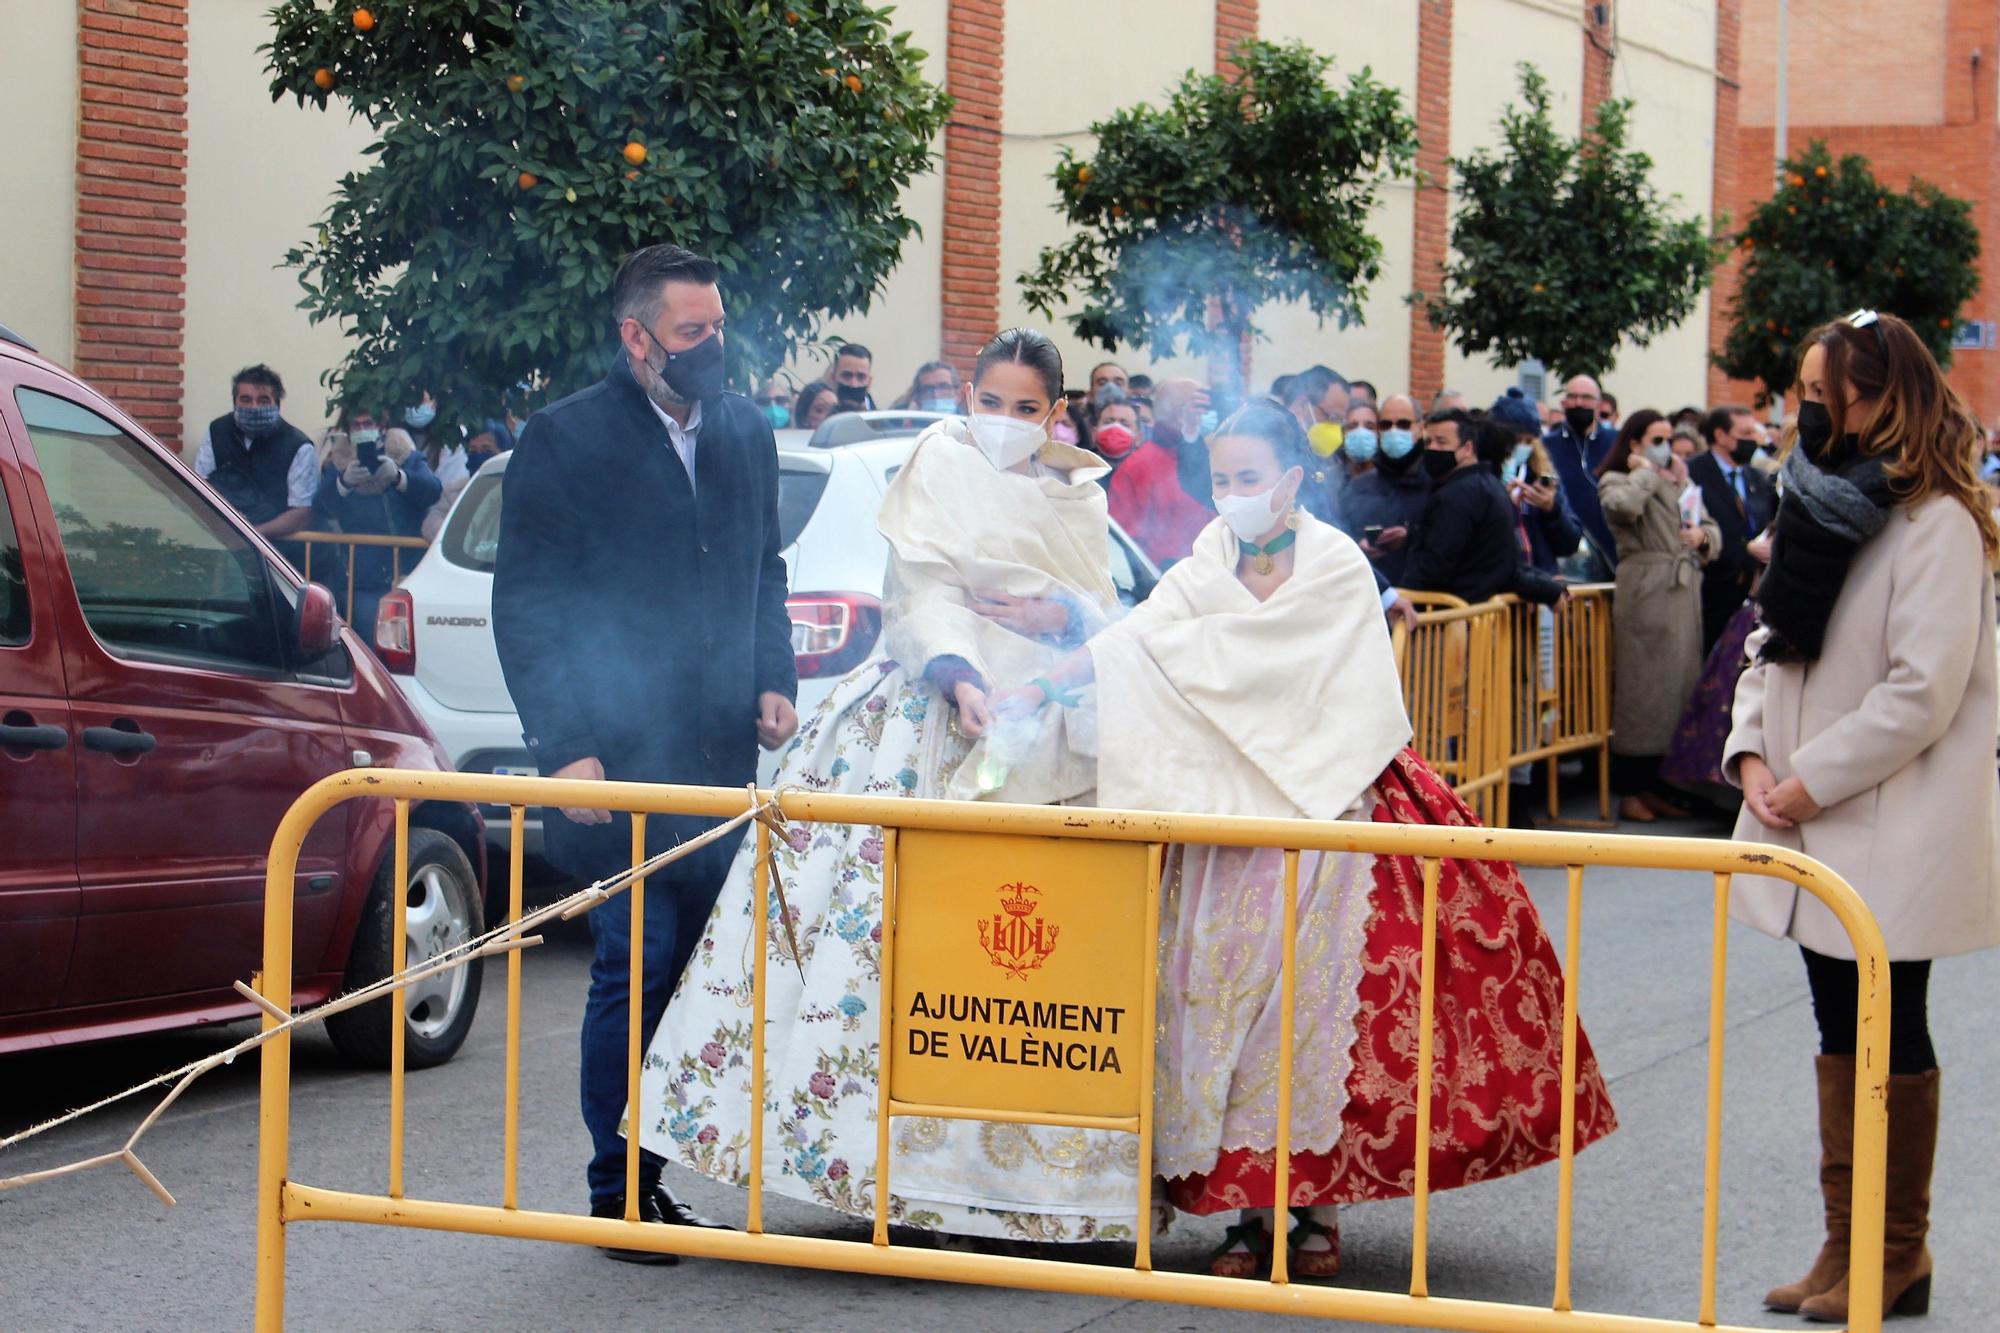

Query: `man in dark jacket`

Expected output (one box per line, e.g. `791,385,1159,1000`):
1541,374,1620,574
493,244,799,1249
310,404,441,638
1688,404,1778,650
1403,411,1566,606
194,363,318,566
1339,391,1430,585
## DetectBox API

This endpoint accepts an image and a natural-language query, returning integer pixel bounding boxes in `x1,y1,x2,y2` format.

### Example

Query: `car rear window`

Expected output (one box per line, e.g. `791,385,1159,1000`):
441,471,504,573
777,465,828,548
444,461,829,572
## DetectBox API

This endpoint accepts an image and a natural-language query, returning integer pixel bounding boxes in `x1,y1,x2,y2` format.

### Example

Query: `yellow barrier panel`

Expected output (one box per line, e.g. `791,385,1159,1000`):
1499,586,1616,826
1393,598,1514,827
293,530,430,623
254,771,1891,1333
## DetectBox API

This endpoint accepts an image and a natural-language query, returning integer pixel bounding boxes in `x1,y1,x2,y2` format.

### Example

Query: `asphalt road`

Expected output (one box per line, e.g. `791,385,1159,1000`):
4,805,1996,1332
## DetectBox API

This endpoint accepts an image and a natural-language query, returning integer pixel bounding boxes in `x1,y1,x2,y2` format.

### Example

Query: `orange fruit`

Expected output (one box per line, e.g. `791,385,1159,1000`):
313,67,334,90
1788,172,1804,187
353,7,374,31
1077,166,1093,184
1814,165,1828,177
623,141,647,166
845,73,863,92
784,9,799,22
1110,204,1124,218
517,171,539,190
1941,318,1952,329
624,170,638,181
506,74,525,93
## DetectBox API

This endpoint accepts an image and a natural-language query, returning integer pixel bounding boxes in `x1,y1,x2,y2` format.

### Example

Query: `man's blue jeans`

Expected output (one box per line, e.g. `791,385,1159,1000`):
578,827,736,1207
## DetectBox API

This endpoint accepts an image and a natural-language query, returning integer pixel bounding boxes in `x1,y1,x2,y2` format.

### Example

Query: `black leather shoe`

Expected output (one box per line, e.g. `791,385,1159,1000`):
590,1190,680,1265
655,1182,734,1230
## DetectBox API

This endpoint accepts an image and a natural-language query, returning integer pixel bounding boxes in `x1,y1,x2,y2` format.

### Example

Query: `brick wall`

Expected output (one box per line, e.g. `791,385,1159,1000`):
1705,0,1747,408
75,0,190,452
1407,0,1452,404
939,0,1005,374
1215,0,1257,77
1581,0,1613,132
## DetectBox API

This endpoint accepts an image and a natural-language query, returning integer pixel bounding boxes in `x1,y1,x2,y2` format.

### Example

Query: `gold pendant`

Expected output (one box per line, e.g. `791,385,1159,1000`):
1254,553,1274,575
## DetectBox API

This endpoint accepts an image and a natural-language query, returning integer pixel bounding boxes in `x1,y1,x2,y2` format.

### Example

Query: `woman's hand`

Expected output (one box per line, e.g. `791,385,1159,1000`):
1748,531,1774,564
1522,477,1558,512
986,685,1048,722
1766,776,1823,824
952,681,996,738
1678,524,1706,552
1625,449,1651,472
1739,755,1792,829
973,590,1069,638
1375,525,1408,551
1662,456,1690,487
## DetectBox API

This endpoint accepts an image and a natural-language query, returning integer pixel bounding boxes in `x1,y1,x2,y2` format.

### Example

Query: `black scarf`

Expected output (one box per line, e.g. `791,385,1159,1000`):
1755,436,1897,663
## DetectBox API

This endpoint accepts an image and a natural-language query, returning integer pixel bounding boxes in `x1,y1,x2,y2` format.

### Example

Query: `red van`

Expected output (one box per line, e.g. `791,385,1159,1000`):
0,325,487,1067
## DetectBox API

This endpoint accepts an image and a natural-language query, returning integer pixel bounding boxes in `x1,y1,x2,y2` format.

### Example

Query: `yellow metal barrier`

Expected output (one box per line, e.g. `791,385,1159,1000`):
1393,598,1515,827
254,771,1892,1333
293,530,430,623
1501,585,1616,825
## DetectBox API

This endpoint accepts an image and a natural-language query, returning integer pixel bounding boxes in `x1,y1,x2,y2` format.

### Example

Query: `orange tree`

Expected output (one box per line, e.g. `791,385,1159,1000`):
1420,66,1716,379
1716,141,1980,402
265,1,950,420
1018,40,1417,383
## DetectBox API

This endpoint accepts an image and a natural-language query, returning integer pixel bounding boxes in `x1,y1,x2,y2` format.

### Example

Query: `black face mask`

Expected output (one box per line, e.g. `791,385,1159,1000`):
1421,449,1460,482
1730,438,1761,466
643,328,726,403
1792,400,1832,461
1564,406,1598,437
834,383,870,409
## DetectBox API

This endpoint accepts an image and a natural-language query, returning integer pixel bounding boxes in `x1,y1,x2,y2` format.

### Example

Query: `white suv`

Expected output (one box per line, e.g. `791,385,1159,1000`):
379,422,1158,868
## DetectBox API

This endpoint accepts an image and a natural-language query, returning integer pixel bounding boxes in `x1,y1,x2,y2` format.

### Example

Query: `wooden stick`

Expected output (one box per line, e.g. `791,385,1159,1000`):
121,1150,176,1209
233,979,291,1023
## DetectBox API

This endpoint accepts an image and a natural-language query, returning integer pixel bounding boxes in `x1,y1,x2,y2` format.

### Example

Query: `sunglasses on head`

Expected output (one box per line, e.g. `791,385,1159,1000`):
1848,308,1890,362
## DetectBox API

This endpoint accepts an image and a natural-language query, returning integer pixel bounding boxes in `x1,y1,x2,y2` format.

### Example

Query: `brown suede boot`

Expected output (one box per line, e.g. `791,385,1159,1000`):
1801,1067,1939,1323
1766,1055,1855,1312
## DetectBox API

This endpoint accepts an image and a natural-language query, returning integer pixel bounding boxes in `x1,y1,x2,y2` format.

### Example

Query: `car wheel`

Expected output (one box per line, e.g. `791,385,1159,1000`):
327,827,485,1069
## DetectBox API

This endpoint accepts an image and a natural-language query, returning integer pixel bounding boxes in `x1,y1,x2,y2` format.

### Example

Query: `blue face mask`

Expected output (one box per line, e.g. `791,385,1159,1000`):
762,402,791,430
1380,427,1417,460
1344,427,1379,463
920,396,958,414
1197,409,1220,439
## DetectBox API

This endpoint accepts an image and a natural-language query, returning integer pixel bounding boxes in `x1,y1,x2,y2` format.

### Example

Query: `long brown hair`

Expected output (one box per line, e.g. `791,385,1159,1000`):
1798,313,2000,561
1594,408,1667,479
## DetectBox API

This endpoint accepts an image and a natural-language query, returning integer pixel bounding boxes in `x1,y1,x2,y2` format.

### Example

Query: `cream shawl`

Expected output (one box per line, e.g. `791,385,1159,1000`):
877,419,1118,804
1087,513,1410,820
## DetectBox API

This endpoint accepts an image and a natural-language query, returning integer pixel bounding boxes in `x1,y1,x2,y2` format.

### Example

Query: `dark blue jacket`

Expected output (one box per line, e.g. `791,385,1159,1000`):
311,450,441,590
492,356,796,881
1541,421,1619,568
1338,461,1431,586
1518,482,1583,573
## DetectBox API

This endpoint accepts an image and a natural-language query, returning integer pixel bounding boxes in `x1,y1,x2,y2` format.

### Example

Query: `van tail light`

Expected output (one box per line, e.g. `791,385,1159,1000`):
374,589,416,674
788,593,881,680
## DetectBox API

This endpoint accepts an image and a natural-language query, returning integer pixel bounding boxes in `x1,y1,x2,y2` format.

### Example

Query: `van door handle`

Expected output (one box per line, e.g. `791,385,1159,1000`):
0,723,68,750
82,726,157,756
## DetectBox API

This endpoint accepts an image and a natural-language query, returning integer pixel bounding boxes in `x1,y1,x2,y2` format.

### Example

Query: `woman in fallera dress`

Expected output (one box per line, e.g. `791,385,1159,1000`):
997,401,1618,1278
635,328,1145,1242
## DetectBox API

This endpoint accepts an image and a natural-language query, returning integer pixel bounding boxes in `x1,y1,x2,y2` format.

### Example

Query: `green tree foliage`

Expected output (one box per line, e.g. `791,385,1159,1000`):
1420,65,1715,378
1019,40,1418,377
1716,141,1981,402
264,0,950,421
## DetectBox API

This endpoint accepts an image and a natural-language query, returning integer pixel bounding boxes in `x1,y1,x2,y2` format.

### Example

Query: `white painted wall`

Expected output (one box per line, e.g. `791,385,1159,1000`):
0,0,78,365
183,0,376,448
1257,0,1421,397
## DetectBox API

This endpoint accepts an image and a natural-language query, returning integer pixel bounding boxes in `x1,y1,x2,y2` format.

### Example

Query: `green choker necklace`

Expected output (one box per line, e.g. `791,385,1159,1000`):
1238,527,1297,573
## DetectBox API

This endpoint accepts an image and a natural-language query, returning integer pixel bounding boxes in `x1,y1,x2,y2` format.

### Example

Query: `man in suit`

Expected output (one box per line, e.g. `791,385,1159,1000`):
494,244,799,1256
1541,373,1621,575
1689,404,1778,651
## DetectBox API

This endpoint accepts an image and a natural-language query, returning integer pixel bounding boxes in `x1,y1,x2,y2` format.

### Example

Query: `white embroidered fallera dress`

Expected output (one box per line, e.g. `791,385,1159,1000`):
634,421,1143,1241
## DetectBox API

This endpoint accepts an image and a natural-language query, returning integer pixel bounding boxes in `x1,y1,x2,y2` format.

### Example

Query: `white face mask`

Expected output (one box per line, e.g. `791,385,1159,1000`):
1645,442,1673,468
968,412,1046,471
1215,485,1285,543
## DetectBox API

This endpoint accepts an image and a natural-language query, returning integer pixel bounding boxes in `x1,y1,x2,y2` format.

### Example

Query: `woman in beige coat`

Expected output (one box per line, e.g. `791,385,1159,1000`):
1726,312,2000,1323
1597,409,1721,822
